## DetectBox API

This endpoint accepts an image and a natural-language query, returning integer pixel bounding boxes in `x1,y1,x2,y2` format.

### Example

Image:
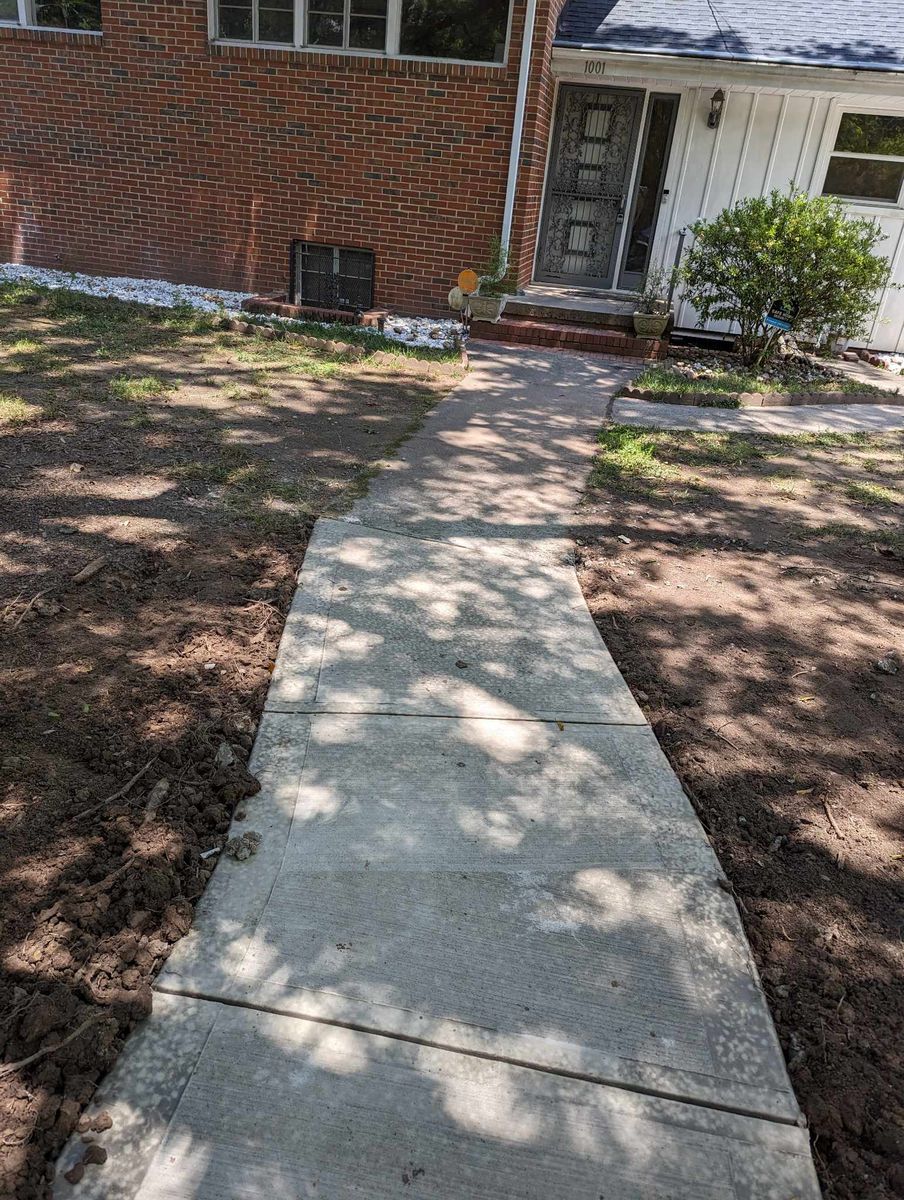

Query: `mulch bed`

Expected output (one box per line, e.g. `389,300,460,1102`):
0,288,460,1198
575,427,904,1200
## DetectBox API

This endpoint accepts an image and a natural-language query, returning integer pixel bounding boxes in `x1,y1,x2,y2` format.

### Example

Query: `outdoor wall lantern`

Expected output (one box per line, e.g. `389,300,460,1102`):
707,89,726,128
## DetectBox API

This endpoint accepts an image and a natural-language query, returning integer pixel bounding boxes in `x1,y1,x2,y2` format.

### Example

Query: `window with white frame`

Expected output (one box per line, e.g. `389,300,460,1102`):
217,0,294,42
822,112,904,206
212,0,508,60
215,0,388,49
0,0,101,28
307,0,388,50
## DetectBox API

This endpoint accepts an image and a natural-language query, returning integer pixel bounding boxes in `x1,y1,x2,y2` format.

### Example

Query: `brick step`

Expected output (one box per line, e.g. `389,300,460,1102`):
471,316,667,359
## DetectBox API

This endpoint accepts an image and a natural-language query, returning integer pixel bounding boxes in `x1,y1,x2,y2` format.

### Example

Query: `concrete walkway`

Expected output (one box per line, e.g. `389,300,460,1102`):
613,395,904,433
61,346,821,1198
817,355,904,395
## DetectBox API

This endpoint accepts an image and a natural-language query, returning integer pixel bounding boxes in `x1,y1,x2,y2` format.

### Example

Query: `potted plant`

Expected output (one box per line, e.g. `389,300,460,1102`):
469,237,512,323
633,264,672,338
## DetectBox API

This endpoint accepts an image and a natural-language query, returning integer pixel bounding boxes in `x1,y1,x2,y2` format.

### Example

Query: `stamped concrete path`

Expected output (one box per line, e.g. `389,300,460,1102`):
61,345,821,1198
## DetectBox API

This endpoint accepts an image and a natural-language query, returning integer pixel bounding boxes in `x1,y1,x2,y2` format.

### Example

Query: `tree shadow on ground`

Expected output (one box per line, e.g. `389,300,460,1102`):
0,288,461,1198
576,432,904,1199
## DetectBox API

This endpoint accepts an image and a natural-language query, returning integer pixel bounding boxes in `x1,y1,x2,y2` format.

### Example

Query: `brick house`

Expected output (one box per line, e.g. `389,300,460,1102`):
3,0,904,348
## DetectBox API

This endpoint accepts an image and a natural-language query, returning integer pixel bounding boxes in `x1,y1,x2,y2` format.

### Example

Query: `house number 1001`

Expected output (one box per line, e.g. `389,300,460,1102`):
583,61,605,74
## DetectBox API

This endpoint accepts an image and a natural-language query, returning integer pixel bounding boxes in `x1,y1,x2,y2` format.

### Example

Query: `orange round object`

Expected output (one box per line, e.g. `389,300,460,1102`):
457,269,479,294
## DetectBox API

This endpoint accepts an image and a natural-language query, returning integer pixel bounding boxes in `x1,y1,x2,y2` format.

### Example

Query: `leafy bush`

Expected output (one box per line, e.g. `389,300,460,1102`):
681,188,891,366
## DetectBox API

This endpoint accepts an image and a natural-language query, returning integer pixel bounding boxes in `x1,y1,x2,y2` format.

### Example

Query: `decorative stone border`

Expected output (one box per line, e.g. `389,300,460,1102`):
619,387,901,408
221,317,369,359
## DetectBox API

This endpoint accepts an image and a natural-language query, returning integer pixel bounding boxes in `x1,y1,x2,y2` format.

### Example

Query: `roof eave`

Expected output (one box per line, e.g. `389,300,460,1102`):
551,40,904,77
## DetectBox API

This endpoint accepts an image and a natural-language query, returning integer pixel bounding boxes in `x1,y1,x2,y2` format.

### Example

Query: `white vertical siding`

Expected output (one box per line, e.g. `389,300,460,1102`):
551,51,904,350
657,87,904,351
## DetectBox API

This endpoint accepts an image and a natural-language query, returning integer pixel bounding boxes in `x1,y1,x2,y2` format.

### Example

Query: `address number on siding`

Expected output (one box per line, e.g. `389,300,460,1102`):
583,61,605,74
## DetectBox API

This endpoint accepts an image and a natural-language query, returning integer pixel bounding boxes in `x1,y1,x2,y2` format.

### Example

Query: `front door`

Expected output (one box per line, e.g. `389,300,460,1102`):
536,86,644,288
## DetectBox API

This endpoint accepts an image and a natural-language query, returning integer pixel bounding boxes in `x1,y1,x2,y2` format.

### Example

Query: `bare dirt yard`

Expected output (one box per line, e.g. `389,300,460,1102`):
576,424,904,1200
0,284,462,1198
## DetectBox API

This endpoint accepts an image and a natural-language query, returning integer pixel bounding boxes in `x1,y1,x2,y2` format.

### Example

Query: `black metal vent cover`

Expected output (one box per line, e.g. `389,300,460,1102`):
292,242,375,312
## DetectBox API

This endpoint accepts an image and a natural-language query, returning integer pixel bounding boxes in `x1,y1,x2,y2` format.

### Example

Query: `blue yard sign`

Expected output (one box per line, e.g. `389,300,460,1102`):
763,300,798,332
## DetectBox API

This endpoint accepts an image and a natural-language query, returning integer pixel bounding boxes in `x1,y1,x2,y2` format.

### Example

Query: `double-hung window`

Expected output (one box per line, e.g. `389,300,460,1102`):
0,0,101,29
215,0,387,49
307,0,388,50
212,0,510,61
822,112,904,206
217,0,294,42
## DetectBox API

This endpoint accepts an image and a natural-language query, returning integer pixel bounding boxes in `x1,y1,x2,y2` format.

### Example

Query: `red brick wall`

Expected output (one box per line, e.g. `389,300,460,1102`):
0,0,557,314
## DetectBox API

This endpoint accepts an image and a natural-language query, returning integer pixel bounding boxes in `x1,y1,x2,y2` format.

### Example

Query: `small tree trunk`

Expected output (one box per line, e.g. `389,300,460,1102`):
752,325,783,369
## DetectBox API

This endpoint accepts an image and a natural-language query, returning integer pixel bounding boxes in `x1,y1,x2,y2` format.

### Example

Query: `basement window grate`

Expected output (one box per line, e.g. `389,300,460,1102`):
293,242,375,312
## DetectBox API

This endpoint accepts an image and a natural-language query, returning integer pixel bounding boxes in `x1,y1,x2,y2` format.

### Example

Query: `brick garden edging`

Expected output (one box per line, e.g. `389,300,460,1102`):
619,387,902,408
242,294,389,329
221,317,370,359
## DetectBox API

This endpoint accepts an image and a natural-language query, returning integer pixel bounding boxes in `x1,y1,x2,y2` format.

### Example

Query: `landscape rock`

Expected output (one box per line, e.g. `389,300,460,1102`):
214,742,237,769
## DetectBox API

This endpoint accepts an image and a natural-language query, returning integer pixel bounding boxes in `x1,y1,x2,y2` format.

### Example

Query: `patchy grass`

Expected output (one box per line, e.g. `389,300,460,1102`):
109,373,173,402
589,426,903,534
765,472,810,501
632,363,763,395
589,426,686,495
793,521,904,557
0,391,40,425
844,480,902,507
226,337,345,380
630,361,886,397
8,337,43,354
590,427,772,495
240,311,461,362
0,280,462,366
167,446,314,530
594,427,875,484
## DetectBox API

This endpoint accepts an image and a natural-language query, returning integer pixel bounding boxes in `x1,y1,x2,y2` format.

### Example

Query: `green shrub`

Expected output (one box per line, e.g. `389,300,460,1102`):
681,188,892,366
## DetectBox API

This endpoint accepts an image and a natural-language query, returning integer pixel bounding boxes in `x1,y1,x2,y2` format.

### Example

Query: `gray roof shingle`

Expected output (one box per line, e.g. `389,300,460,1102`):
554,0,904,73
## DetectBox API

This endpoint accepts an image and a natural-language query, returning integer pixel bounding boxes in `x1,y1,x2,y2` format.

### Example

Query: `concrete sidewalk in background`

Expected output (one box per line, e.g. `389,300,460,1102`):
612,394,904,433
60,345,822,1199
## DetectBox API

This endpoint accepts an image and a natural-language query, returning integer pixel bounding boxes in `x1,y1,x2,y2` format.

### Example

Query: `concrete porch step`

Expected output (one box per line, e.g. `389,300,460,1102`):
505,292,636,330
471,315,666,359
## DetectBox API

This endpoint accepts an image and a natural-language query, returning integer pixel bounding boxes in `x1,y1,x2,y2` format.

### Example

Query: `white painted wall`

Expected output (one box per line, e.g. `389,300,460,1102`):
551,50,904,351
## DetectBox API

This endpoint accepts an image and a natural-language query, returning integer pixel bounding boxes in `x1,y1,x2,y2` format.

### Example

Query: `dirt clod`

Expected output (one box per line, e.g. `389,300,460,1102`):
223,831,262,861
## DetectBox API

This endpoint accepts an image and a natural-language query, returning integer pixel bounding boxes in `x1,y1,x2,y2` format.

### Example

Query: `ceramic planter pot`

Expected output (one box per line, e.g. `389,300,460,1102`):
469,294,507,323
633,311,670,338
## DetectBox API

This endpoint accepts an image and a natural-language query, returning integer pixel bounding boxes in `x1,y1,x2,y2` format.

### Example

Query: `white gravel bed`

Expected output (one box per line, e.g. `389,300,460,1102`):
0,263,462,350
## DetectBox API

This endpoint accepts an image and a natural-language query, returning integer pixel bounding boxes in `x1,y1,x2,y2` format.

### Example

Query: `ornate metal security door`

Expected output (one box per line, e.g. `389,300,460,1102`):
536,86,644,288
